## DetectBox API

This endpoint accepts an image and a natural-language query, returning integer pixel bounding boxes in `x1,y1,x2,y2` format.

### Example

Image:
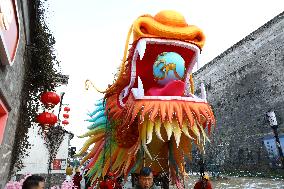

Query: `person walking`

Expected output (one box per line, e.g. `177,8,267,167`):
134,167,158,189
22,175,45,189
66,165,73,181
73,168,83,189
194,174,213,189
99,172,122,189
84,169,91,189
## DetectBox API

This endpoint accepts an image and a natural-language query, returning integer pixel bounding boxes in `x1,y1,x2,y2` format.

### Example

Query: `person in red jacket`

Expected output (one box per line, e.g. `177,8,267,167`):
73,168,83,189
194,174,213,189
99,172,122,189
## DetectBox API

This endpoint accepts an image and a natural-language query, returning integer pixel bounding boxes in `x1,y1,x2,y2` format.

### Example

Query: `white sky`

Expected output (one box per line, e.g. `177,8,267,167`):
47,0,283,150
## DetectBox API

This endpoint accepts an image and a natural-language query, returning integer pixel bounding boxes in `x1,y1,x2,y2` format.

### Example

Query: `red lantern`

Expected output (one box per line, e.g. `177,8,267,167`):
40,92,60,107
63,114,69,119
37,112,58,130
62,120,69,125
64,107,70,112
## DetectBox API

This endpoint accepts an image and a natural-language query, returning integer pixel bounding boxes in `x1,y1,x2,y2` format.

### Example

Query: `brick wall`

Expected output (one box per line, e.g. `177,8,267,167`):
0,0,31,188
194,12,284,175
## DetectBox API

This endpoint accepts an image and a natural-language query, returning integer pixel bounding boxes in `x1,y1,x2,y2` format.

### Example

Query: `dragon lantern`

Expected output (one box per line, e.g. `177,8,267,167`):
79,10,215,186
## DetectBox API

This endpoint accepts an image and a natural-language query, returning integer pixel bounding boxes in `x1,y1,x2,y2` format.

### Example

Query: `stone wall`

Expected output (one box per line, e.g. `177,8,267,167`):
0,0,31,188
194,12,284,175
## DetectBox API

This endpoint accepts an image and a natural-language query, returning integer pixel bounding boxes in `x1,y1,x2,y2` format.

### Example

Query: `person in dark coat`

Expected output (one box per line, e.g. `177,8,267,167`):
84,169,91,189
73,168,83,189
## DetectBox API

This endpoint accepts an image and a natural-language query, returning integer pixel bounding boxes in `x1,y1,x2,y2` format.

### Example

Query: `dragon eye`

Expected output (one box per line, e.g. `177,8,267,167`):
140,26,148,34
193,33,204,43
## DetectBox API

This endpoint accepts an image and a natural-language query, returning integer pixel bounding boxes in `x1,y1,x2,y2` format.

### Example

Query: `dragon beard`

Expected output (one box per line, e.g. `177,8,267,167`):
106,93,215,175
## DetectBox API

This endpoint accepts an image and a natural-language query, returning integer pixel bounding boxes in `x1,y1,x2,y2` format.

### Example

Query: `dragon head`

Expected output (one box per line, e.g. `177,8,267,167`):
106,9,213,145
80,10,215,183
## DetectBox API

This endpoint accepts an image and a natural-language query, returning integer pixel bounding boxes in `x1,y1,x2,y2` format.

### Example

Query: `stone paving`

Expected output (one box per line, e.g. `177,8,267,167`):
184,176,284,189
122,175,284,189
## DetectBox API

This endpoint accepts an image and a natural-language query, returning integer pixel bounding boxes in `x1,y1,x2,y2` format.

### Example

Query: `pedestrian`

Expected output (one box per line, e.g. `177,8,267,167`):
22,175,45,189
133,167,158,189
84,169,91,189
99,172,122,189
66,164,73,181
116,176,123,186
193,174,213,189
73,168,83,189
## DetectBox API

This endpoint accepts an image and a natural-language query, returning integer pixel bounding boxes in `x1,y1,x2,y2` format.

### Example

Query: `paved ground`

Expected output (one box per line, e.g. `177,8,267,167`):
184,176,284,189
122,175,284,189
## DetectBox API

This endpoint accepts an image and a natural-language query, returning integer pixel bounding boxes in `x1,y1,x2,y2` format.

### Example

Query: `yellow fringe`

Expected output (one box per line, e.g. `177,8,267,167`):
190,74,194,94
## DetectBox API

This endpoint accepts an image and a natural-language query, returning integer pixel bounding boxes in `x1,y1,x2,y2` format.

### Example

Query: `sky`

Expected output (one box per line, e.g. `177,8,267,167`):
46,0,283,150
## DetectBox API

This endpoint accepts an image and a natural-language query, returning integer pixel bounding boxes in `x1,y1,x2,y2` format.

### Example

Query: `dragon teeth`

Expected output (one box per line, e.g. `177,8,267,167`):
137,76,145,98
136,39,146,60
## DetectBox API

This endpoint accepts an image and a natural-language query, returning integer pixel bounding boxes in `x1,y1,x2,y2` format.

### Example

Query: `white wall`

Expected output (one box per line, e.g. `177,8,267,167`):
17,124,71,175
18,125,49,174
51,134,70,174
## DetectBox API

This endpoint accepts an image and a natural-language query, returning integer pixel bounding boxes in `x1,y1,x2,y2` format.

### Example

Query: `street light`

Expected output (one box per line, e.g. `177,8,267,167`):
266,110,284,168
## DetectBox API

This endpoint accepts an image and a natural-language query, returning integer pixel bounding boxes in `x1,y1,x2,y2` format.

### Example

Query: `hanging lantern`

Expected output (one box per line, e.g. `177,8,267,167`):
37,112,58,130
40,92,60,108
63,114,69,119
64,107,70,112
62,120,69,126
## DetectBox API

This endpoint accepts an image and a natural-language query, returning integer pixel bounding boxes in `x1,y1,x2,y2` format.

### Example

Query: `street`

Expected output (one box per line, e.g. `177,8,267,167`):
122,175,284,189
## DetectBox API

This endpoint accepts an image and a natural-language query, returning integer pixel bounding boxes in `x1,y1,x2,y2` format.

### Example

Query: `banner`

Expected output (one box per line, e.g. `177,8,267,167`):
0,0,19,65
52,159,67,170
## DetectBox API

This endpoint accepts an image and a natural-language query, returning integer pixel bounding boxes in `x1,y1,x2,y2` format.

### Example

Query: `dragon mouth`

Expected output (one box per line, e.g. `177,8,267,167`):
113,39,214,160
119,38,206,106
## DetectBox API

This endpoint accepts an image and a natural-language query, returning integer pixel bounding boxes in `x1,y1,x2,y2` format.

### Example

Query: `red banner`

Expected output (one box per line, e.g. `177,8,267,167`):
0,0,19,65
52,159,67,170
